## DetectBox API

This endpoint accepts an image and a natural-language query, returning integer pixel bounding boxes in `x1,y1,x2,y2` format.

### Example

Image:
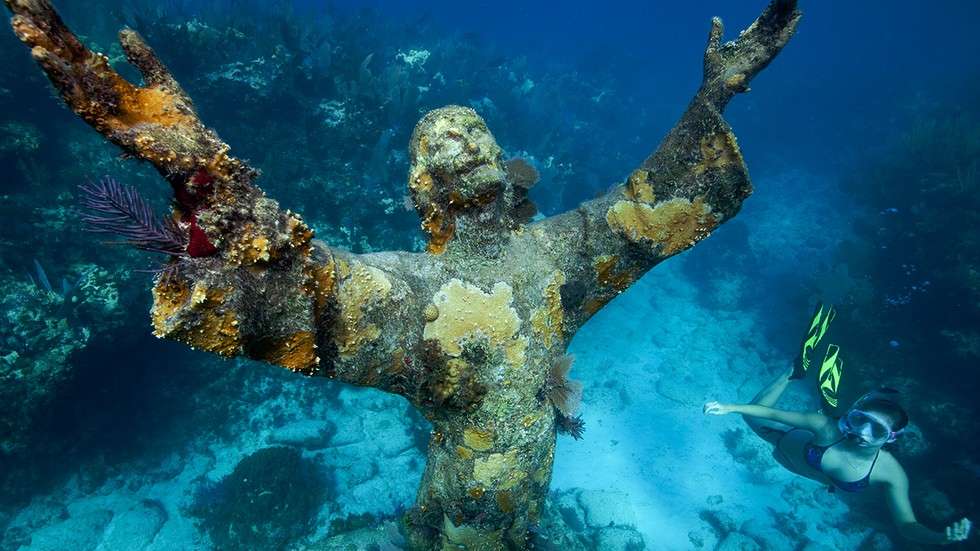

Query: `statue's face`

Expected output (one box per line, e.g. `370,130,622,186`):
407,106,508,252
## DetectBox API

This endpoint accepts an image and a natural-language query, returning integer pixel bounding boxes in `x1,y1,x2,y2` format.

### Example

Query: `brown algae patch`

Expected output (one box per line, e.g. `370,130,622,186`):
334,263,392,356
151,275,191,334
694,130,744,175
594,255,634,292
605,197,718,256
250,331,318,374
441,515,504,549
622,169,655,203
530,270,566,349
473,449,519,486
152,282,241,356
463,427,494,451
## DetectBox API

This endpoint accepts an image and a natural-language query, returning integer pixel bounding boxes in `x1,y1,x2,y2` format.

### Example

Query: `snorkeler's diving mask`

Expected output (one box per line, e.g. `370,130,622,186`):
838,389,904,445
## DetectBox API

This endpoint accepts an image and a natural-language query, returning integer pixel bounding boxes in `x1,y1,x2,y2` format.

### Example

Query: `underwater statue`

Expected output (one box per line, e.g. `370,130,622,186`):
5,0,800,548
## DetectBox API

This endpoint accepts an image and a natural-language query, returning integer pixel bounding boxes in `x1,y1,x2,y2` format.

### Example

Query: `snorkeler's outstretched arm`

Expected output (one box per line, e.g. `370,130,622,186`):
881,457,973,545
703,401,829,433
533,0,800,333
4,0,427,395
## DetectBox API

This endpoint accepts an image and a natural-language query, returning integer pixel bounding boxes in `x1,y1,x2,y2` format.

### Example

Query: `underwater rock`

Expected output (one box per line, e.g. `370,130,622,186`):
328,415,366,446
333,455,379,488
0,279,90,455
891,422,929,457
536,488,645,549
304,519,407,550
205,47,290,95
721,428,776,482
190,446,328,551
528,490,601,550
595,525,646,550
268,419,337,449
553,489,588,532
577,488,637,529
21,509,113,551
0,120,41,155
687,525,720,550
913,481,956,527
708,273,747,311
856,531,894,551
362,413,416,458
95,501,168,550
0,261,131,456
72,265,127,331
799,542,837,551
714,531,762,551
742,515,799,549
699,508,738,538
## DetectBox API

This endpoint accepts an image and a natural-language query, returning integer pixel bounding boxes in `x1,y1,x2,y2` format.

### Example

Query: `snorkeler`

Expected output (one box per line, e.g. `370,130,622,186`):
703,370,972,545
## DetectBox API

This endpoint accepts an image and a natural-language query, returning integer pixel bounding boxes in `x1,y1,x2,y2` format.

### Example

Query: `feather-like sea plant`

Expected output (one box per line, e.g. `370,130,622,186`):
540,354,582,416
78,176,187,256
556,413,585,440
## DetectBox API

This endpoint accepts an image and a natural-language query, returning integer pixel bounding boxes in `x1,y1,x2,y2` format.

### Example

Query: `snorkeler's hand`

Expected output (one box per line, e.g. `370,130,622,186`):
703,401,735,415
945,518,972,543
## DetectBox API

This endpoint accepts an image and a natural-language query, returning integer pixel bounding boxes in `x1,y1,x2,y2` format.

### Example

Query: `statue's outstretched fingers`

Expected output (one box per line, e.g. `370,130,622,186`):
119,28,191,104
702,17,724,78
699,0,802,110
7,0,86,59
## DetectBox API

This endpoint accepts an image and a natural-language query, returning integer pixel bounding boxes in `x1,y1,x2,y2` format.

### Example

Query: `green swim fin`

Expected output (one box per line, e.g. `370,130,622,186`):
791,302,836,380
818,343,843,409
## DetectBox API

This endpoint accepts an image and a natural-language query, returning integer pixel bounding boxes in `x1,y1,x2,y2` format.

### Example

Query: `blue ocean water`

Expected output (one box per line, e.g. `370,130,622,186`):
0,1,978,549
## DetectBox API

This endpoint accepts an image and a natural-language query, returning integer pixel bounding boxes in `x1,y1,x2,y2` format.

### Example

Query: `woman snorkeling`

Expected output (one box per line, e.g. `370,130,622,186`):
704,365,972,545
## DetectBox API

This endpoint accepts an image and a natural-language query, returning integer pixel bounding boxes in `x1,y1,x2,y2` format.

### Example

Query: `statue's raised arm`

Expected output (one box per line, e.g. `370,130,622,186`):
4,0,430,397
535,0,801,334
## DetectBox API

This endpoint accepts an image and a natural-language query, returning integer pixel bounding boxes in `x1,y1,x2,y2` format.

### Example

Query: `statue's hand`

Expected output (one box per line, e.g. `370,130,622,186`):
5,0,236,179
700,0,802,110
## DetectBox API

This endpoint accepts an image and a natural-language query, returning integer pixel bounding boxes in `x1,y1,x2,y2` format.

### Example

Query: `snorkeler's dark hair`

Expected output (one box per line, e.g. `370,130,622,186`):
862,391,910,431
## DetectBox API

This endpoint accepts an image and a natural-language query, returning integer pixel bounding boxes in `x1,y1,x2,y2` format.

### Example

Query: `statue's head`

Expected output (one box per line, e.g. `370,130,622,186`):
408,106,536,255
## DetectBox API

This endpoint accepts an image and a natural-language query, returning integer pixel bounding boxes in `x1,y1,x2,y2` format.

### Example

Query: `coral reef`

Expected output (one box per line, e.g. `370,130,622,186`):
3,0,801,547
0,120,40,155
0,263,126,455
189,446,329,550
0,278,89,455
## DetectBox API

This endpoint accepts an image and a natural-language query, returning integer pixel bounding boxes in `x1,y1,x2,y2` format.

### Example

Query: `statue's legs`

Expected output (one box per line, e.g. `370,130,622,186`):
405,414,556,550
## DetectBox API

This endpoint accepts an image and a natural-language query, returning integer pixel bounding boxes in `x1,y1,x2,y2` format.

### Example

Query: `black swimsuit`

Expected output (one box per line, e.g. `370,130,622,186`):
803,437,880,493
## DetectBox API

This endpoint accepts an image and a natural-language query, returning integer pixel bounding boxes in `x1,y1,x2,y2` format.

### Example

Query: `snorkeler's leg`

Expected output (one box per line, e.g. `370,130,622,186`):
743,365,796,443
750,364,796,407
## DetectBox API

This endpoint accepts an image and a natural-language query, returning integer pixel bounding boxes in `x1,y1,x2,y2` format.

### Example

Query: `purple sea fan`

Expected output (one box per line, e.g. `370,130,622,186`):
78,176,187,256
